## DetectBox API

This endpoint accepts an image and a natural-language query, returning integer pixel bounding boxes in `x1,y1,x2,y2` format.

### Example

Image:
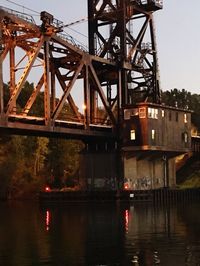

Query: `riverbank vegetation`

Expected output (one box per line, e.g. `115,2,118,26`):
0,83,200,199
0,82,84,199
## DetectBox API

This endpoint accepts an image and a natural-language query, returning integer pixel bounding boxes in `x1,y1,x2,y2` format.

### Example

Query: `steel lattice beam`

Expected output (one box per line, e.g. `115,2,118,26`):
88,0,162,105
0,1,162,139
0,6,120,139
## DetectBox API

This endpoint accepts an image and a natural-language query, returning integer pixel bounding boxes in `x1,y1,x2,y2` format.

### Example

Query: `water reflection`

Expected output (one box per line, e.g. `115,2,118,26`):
0,201,199,265
45,210,50,231
125,209,129,233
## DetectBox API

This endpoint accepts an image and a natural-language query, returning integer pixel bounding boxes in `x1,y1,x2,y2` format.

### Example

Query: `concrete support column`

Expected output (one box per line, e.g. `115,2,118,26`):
79,143,121,190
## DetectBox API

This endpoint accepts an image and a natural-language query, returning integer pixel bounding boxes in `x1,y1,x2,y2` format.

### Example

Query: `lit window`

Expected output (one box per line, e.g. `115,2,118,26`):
161,110,165,117
148,108,158,119
130,129,136,140
184,113,187,123
139,107,146,118
182,132,189,143
184,132,188,143
155,109,158,119
151,129,155,140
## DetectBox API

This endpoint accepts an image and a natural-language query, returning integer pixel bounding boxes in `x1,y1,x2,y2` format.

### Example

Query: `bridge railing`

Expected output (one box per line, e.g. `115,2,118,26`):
0,6,35,24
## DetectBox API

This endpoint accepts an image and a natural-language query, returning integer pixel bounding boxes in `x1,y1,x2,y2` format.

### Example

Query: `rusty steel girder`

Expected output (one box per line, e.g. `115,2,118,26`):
0,0,162,140
88,0,162,105
0,6,120,139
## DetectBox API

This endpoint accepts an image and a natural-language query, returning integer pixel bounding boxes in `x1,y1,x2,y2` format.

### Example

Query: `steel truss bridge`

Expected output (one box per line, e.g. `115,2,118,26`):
0,0,162,142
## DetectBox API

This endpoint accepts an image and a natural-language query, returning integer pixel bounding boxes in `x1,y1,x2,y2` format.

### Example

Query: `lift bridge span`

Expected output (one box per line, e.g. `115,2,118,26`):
0,0,163,143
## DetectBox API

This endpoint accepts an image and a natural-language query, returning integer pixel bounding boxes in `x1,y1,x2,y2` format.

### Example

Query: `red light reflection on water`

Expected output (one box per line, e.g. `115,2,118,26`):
125,209,129,233
46,210,50,231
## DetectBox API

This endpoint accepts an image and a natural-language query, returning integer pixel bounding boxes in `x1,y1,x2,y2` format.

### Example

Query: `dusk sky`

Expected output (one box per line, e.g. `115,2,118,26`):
2,0,200,94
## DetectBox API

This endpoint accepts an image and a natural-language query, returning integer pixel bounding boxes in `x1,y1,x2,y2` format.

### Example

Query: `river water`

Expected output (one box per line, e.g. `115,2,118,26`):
0,201,199,266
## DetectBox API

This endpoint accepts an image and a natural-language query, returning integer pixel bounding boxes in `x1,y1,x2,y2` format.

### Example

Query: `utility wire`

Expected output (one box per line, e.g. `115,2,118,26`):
67,26,88,39
3,0,40,14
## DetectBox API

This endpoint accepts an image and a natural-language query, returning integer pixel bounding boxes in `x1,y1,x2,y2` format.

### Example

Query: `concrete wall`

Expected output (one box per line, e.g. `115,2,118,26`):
80,150,177,191
79,151,119,190
123,155,176,190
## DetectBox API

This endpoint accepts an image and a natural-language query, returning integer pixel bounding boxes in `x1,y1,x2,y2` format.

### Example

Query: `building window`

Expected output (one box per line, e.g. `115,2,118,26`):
161,110,165,117
155,109,158,119
139,107,146,118
151,129,155,140
124,109,130,120
130,108,139,116
182,132,188,143
130,129,136,140
184,113,188,123
148,108,158,119
184,132,188,143
176,112,179,122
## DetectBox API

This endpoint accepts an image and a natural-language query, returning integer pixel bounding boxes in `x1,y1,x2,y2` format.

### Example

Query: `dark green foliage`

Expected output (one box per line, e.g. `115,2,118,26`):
162,88,200,130
0,82,84,199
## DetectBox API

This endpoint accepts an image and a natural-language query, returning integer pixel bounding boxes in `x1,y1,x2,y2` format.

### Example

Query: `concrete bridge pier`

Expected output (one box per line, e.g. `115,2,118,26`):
122,152,176,190
79,141,123,191
79,143,177,191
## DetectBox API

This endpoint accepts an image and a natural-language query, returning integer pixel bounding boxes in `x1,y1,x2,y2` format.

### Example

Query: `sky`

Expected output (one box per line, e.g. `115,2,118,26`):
1,0,200,94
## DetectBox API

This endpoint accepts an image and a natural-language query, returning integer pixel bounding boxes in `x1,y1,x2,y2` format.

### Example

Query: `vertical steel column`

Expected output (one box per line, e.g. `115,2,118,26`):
10,46,16,113
43,39,50,126
0,29,3,114
50,68,56,112
149,16,161,103
84,63,90,127
88,0,96,55
119,0,128,106
88,0,98,123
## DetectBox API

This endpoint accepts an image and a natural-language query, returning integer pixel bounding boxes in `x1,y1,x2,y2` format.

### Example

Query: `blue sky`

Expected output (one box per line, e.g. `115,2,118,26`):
2,0,200,94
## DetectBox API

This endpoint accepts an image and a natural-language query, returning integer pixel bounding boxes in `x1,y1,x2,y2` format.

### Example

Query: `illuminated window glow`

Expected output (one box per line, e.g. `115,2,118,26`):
148,108,158,119
151,129,155,140
184,132,188,143
130,129,136,140
184,113,188,123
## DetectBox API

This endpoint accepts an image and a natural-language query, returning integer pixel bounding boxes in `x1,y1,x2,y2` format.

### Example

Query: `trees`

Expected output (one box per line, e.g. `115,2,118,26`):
0,81,84,199
162,89,200,130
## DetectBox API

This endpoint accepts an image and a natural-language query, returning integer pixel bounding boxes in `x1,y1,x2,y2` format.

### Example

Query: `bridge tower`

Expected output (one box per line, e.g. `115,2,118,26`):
82,0,170,190
88,0,162,107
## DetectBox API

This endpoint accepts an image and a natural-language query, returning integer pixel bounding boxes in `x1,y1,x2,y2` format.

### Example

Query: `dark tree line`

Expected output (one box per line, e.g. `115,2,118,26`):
162,88,200,130
0,82,84,199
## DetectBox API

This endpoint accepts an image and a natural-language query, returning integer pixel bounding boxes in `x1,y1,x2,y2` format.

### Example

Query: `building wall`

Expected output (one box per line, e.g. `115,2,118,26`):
123,104,191,152
79,151,119,190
